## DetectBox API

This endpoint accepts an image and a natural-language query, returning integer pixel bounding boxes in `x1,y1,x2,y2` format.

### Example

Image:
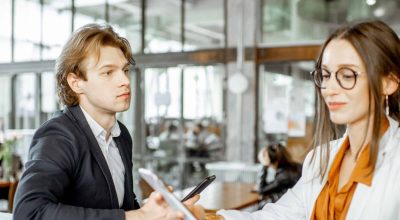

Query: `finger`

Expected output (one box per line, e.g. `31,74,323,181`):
183,194,200,205
149,192,164,204
167,185,174,192
192,205,205,220
166,211,184,220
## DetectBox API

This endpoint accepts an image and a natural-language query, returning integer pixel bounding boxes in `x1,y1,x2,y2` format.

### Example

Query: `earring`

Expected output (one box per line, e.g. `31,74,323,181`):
386,95,389,115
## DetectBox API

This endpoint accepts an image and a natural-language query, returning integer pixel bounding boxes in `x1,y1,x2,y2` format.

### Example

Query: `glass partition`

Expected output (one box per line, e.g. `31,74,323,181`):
14,0,41,61
40,72,58,123
0,75,12,130
141,65,225,189
108,0,142,54
0,0,12,63
42,0,72,60
184,0,224,50
14,73,37,129
145,0,181,53
261,0,400,45
74,0,106,30
258,61,315,163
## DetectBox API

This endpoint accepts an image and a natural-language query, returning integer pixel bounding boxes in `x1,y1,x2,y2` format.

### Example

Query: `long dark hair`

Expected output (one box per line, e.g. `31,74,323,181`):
311,20,400,180
267,143,299,172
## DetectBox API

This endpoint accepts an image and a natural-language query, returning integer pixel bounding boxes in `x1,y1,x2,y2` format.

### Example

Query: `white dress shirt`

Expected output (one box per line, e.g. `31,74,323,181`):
81,107,125,207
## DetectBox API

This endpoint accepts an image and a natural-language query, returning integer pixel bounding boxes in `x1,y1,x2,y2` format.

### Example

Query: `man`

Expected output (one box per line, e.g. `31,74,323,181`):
13,24,196,220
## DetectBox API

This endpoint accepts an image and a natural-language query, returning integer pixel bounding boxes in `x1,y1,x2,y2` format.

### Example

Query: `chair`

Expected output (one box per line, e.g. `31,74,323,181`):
7,180,18,213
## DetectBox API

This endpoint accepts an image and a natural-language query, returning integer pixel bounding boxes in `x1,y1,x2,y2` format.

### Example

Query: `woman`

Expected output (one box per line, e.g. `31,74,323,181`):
214,20,400,219
256,143,301,203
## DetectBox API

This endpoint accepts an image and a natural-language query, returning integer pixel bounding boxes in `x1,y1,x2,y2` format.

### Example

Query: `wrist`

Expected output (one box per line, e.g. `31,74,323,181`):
125,209,145,220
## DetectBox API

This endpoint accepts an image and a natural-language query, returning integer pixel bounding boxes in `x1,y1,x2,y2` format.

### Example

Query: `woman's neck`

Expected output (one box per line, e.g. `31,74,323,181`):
346,115,375,159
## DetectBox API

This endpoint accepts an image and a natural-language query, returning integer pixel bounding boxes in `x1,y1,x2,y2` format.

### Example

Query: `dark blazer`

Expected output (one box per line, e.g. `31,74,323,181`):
13,105,140,220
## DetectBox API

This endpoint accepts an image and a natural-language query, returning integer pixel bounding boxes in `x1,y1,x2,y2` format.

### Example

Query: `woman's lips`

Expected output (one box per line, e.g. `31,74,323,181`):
327,102,346,110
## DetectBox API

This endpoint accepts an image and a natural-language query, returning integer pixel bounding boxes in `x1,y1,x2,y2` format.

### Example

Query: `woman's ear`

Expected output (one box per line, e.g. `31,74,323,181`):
383,73,399,96
67,73,84,94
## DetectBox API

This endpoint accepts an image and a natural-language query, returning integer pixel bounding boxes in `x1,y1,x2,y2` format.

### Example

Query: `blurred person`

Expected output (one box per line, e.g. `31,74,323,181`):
256,143,301,204
13,24,201,220
159,122,179,141
203,20,400,219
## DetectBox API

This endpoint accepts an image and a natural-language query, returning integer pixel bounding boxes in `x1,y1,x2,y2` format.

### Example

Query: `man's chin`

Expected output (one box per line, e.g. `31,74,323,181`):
114,104,130,113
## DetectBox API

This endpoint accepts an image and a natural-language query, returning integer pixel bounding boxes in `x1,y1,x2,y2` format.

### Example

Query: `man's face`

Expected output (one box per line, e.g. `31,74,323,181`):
78,46,131,116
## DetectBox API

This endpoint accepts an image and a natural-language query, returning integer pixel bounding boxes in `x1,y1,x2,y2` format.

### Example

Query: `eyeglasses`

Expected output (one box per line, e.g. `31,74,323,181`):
310,67,361,90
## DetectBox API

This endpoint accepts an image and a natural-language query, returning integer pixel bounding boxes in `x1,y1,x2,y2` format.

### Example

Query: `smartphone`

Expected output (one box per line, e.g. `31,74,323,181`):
138,168,196,220
181,175,216,202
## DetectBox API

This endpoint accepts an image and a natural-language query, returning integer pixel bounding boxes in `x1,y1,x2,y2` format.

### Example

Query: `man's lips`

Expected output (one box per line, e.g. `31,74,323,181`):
327,102,346,110
118,92,130,98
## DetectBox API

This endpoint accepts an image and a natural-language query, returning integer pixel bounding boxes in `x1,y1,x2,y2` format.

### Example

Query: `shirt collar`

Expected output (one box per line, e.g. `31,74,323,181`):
328,117,389,187
80,106,121,139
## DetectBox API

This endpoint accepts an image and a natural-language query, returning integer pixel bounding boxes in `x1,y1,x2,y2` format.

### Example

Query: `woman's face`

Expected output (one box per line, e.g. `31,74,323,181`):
258,149,271,166
320,39,373,126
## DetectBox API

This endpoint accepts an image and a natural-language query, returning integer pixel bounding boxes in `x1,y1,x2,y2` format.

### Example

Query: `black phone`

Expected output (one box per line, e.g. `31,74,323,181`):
181,175,216,202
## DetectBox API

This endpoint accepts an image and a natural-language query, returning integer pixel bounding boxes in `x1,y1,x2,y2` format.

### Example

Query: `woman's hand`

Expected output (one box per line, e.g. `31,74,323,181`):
182,194,205,220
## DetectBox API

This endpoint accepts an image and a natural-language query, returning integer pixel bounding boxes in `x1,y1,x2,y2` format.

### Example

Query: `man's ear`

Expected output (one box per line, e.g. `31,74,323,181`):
383,73,399,96
67,73,84,94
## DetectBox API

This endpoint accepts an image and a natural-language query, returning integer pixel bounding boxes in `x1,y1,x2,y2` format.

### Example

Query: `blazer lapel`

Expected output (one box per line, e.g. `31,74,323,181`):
66,105,120,208
114,136,135,209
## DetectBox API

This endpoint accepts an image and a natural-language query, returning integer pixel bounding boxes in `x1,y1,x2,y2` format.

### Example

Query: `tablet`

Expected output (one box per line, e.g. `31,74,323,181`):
138,168,196,220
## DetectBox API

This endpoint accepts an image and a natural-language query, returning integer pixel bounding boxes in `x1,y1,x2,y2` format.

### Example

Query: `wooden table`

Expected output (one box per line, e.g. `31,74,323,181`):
178,182,259,212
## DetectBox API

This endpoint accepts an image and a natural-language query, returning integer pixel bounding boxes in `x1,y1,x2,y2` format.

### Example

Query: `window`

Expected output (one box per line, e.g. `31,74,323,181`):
184,0,224,50
0,0,12,63
14,0,41,61
145,0,181,53
42,0,72,60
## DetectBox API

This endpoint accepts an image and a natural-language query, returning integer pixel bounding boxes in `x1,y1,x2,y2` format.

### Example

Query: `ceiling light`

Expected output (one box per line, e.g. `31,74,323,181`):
366,0,376,6
374,7,386,17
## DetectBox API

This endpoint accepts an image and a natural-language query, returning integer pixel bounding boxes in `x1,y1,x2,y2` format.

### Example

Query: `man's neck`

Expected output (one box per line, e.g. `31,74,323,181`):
79,104,116,138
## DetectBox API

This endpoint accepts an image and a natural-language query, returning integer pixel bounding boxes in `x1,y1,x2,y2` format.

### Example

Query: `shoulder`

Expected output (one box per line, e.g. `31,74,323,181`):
30,112,81,161
303,138,344,167
34,113,76,139
300,138,344,180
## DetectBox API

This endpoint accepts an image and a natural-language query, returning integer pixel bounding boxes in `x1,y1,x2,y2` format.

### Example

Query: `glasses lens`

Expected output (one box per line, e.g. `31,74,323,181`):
336,68,357,90
312,69,329,88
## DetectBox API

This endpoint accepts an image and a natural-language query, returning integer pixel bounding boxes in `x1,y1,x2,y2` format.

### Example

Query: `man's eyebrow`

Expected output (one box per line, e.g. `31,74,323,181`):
98,63,130,70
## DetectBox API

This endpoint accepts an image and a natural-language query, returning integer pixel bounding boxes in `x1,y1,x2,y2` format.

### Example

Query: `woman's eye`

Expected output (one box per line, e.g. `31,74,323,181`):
338,69,356,80
321,74,330,80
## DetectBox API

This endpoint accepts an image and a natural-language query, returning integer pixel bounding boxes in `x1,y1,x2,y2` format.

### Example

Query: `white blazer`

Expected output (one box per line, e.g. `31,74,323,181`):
218,117,400,220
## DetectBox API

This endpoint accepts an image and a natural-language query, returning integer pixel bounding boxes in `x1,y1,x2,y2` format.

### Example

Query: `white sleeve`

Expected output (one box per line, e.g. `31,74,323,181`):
217,151,316,220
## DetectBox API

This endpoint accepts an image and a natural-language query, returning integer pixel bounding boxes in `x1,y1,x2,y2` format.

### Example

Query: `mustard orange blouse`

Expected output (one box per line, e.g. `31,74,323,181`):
311,119,388,220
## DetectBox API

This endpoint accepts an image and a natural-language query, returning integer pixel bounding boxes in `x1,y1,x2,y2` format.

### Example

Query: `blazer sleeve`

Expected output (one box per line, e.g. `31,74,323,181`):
13,132,125,220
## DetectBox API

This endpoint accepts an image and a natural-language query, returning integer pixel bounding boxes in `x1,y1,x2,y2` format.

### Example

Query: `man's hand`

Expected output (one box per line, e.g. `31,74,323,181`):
125,192,185,220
